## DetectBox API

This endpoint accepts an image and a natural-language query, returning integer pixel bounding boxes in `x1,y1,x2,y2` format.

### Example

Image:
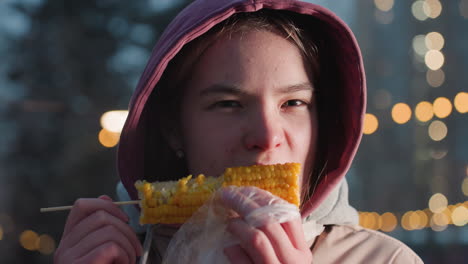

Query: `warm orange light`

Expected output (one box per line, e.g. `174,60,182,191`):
415,101,434,122
433,102,450,118
433,97,452,118
363,113,379,134
432,212,449,226
98,128,120,148
401,211,413,230
392,103,412,124
370,212,382,230
359,212,368,227
451,206,468,226
19,230,39,251
38,234,56,255
416,210,429,229
454,92,468,113
380,212,397,232
408,211,421,230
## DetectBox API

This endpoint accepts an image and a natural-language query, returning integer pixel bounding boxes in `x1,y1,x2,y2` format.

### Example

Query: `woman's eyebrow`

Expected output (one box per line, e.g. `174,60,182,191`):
199,84,246,97
275,82,314,94
199,82,314,97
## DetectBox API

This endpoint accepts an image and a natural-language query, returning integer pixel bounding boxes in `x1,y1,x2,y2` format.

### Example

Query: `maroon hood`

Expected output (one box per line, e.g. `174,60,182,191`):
118,0,366,218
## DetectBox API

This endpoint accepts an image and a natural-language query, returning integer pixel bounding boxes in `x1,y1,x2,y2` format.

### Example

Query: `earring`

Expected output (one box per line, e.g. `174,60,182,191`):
175,149,184,159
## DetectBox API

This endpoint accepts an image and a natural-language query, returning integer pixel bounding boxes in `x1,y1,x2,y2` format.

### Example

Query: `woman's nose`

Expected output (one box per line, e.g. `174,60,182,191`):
243,109,285,151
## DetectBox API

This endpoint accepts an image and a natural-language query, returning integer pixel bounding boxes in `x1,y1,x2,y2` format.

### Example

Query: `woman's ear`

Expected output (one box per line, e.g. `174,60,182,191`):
162,125,183,154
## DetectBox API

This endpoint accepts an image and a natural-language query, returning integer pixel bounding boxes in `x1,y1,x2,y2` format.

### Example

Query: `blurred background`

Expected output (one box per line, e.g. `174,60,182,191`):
0,0,466,263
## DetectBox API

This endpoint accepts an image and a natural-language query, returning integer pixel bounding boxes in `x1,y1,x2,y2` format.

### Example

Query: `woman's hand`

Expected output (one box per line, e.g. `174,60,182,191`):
54,195,143,264
221,187,312,264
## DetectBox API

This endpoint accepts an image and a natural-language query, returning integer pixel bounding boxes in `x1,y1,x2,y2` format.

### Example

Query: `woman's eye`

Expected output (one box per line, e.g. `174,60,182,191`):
282,100,307,108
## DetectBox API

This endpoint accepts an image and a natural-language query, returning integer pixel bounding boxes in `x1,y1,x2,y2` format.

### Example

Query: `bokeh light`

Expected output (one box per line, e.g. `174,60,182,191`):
373,89,392,109
359,212,368,227
412,0,429,21
371,212,382,230
431,212,449,230
416,210,429,229
425,32,444,50
454,92,468,113
401,211,412,230
0,214,14,234
408,211,421,230
38,234,56,255
415,101,434,122
392,103,412,124
433,97,452,118
451,206,468,226
425,0,442,19
430,149,447,160
374,0,394,11
359,212,383,230
429,193,448,213
19,230,39,251
426,69,445,87
100,110,128,133
363,113,379,134
425,50,444,70
461,0,468,18
375,9,394,24
428,121,447,141
380,212,397,232
98,128,120,148
412,34,428,56
462,177,468,196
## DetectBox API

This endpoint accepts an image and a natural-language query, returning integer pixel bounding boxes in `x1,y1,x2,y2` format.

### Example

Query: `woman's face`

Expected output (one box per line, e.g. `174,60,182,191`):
178,30,318,187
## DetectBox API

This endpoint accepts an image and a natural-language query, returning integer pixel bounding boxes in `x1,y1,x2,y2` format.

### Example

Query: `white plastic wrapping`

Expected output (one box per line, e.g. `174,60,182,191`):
162,186,301,264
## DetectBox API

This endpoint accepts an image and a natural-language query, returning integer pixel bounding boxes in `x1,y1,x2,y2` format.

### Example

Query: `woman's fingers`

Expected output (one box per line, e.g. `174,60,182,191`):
63,197,128,236
224,244,253,264
258,222,296,261
227,218,280,264
69,224,135,263
221,187,312,263
60,209,142,257
74,241,128,264
281,218,309,250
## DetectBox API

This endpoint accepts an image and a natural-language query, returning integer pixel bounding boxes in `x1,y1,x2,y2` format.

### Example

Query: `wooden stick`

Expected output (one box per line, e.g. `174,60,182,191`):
40,200,140,213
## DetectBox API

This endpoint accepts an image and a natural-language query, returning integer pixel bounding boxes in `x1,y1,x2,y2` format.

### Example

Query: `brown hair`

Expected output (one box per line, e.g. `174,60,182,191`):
144,9,326,207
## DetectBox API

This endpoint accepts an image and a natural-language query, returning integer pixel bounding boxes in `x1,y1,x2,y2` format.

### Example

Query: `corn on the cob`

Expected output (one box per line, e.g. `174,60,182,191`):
135,163,300,224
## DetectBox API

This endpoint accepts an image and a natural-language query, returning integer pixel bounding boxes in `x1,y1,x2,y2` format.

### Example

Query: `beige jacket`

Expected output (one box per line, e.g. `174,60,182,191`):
140,224,423,263
311,225,423,263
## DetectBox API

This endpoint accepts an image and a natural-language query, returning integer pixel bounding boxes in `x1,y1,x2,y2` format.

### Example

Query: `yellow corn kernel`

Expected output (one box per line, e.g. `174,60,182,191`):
135,163,300,224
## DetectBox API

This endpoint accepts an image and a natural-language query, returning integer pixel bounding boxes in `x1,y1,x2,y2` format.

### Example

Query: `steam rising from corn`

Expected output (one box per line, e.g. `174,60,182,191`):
135,163,300,224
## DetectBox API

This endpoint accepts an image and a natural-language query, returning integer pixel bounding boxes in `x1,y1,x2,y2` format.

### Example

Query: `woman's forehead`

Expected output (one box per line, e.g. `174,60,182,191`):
187,31,312,91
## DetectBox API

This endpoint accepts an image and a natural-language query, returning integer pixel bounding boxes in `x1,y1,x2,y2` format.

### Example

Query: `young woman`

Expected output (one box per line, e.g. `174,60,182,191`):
55,0,423,263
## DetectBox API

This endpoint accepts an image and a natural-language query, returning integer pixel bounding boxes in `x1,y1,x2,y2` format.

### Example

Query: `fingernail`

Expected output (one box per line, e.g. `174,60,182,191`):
99,195,112,201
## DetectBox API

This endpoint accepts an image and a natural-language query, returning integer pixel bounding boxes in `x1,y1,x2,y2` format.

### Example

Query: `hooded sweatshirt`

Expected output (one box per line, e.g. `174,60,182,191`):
117,0,423,263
